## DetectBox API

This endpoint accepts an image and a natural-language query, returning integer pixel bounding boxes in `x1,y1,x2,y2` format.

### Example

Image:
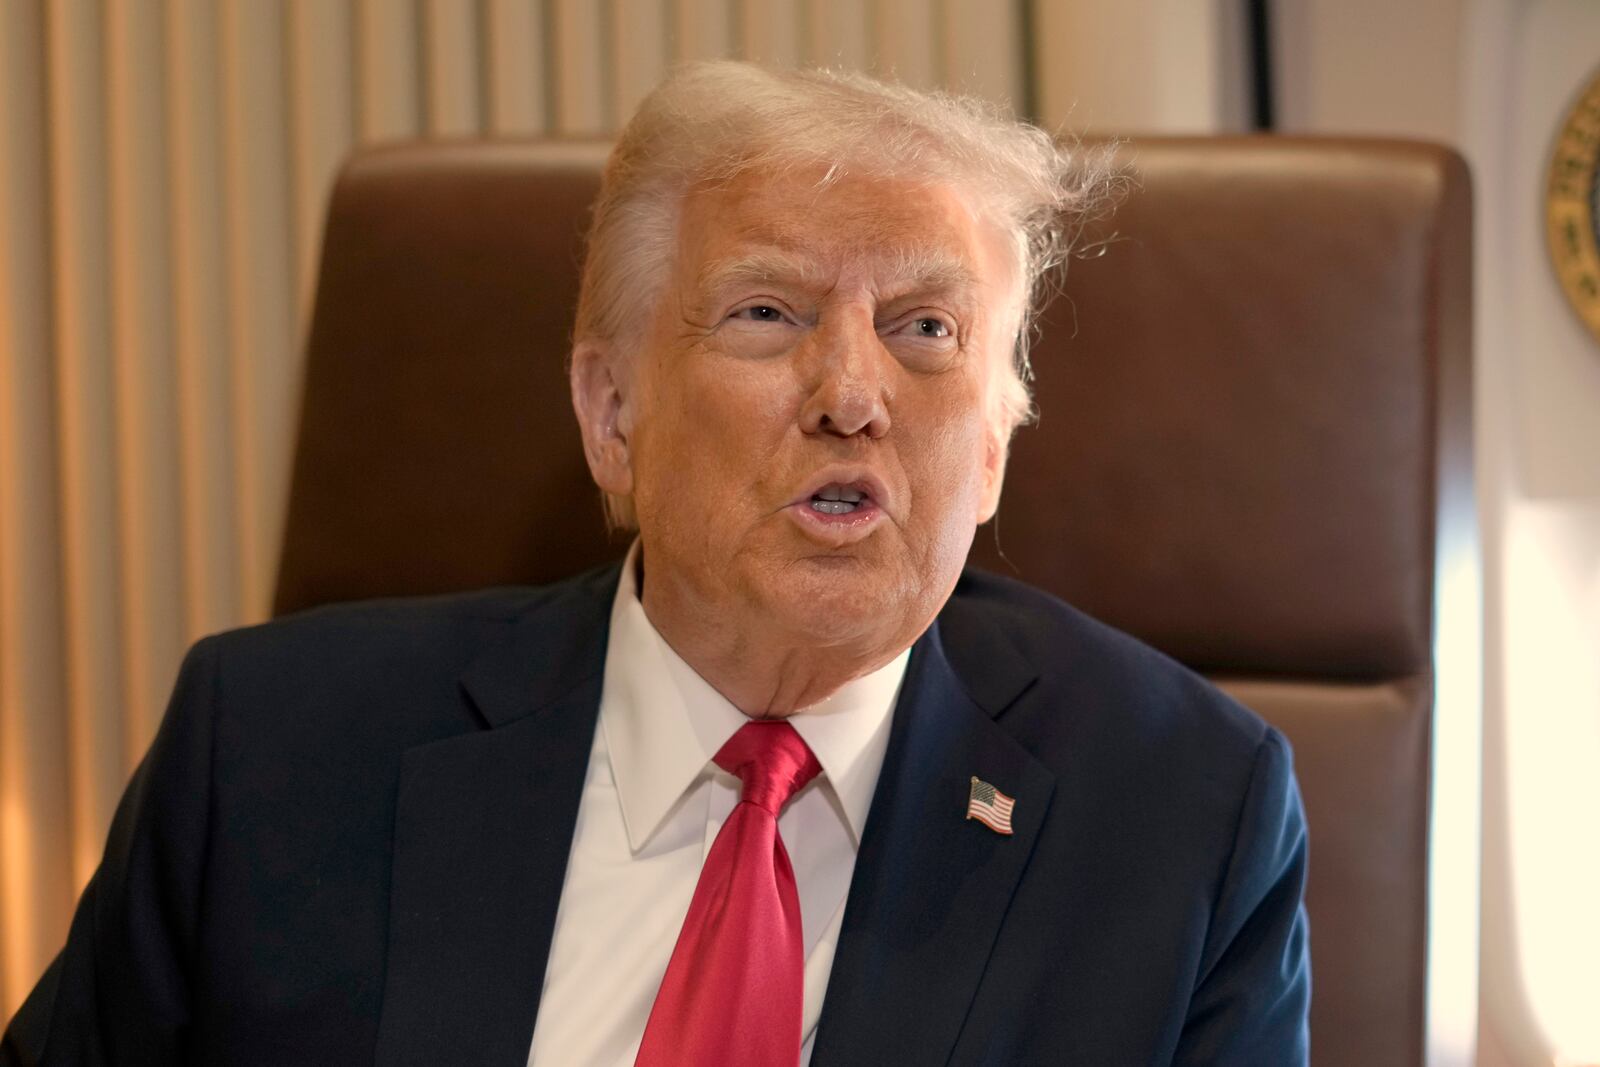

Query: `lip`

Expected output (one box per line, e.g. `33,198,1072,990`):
784,469,892,547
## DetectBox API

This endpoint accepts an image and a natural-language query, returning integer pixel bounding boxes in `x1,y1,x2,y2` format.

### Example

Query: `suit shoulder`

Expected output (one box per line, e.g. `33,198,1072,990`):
201,586,527,674
944,568,1277,760
205,565,617,668
188,565,618,724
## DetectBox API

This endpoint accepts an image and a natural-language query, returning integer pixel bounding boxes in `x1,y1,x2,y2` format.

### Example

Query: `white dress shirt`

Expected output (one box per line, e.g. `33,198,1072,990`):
526,544,908,1066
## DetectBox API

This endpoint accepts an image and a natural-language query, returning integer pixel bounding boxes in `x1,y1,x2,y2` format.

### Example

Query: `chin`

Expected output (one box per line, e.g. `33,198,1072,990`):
758,558,921,650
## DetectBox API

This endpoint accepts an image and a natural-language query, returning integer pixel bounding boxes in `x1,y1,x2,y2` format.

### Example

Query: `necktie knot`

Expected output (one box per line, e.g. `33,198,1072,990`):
713,721,821,815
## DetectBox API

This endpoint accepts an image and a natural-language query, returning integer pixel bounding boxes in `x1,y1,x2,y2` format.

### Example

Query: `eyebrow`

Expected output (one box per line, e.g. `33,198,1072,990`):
884,245,982,297
696,250,828,295
695,244,981,301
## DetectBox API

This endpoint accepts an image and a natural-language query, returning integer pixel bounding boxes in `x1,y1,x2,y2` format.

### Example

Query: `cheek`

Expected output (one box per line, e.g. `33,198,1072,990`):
631,354,797,507
900,380,994,541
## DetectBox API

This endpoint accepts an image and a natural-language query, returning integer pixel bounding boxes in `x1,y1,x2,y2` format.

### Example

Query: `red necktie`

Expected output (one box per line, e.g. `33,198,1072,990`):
635,720,822,1067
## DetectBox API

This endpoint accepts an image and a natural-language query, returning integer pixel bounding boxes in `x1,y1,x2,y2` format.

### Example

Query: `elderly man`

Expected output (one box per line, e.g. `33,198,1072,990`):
3,63,1308,1066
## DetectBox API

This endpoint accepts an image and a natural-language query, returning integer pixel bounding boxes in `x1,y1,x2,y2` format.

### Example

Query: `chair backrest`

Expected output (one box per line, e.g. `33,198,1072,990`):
275,137,1472,1067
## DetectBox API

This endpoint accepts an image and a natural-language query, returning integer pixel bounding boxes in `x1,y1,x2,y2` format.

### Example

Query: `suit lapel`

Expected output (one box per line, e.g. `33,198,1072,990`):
370,563,1048,1065
375,567,618,1067
812,616,1056,1067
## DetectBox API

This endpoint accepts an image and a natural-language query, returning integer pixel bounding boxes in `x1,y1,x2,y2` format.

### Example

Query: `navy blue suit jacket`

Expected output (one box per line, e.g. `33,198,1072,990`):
3,564,1310,1065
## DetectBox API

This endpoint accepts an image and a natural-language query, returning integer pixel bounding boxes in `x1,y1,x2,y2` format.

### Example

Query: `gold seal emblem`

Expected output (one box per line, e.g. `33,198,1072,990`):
1547,63,1600,345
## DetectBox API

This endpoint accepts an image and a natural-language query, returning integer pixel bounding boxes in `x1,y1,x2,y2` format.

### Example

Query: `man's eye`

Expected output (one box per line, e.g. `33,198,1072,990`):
904,317,951,338
731,304,786,323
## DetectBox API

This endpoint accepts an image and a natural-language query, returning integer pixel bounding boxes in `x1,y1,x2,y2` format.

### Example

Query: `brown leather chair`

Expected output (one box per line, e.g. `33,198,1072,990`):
275,137,1472,1067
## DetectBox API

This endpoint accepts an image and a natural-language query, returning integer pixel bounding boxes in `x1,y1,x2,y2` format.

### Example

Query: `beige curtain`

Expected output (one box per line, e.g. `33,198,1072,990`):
0,0,1023,1021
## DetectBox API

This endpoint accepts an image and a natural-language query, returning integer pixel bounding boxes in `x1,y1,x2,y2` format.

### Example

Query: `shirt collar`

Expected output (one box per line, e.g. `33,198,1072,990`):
599,541,908,852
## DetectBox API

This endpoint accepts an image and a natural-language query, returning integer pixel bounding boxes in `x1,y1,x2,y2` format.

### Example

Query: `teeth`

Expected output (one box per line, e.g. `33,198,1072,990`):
810,499,858,515
815,485,865,503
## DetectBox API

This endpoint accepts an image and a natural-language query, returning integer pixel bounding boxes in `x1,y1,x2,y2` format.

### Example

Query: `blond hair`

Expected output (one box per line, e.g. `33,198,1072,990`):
575,61,1117,528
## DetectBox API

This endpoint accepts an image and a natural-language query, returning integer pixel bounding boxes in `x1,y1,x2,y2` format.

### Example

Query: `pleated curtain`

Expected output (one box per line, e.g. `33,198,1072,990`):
0,0,1024,1020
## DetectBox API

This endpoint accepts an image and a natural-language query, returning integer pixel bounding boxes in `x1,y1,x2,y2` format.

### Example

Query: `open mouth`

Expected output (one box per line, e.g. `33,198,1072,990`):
808,484,869,515
785,473,886,544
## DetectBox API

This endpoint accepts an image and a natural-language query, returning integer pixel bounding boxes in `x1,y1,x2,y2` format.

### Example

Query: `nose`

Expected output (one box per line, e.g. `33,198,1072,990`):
798,315,891,439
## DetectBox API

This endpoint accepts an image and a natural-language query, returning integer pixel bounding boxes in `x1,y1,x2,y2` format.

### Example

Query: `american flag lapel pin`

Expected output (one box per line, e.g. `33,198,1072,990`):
967,776,1016,836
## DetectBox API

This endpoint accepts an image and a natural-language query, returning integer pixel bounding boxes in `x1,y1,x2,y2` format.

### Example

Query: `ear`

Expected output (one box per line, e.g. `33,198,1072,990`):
976,423,1008,525
569,339,634,498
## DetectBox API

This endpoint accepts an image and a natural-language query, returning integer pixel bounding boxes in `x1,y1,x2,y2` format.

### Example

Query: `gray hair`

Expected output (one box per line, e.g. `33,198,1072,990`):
575,60,1118,528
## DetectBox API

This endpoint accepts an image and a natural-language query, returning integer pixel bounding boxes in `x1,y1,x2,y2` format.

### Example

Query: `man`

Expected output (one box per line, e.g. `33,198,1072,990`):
4,62,1309,1065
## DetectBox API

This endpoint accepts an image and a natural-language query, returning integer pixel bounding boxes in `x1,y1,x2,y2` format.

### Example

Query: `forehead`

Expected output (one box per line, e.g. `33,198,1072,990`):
673,166,1014,293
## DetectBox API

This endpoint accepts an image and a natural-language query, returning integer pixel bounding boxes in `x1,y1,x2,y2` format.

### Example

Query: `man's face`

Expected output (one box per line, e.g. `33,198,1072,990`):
582,166,1017,662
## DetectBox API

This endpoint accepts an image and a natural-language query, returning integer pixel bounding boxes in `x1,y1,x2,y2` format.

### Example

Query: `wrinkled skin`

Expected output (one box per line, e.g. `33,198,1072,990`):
571,167,1020,716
